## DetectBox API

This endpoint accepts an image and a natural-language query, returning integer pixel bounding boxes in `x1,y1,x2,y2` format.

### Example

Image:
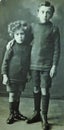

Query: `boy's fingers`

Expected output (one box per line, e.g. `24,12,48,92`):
50,70,56,78
2,78,9,85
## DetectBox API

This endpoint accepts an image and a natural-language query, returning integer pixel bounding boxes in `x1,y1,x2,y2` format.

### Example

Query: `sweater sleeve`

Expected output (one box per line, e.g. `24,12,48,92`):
52,27,60,67
1,48,12,75
25,24,34,45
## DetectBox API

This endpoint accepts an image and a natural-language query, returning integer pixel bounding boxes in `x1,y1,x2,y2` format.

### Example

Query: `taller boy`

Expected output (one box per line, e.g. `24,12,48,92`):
27,1,60,130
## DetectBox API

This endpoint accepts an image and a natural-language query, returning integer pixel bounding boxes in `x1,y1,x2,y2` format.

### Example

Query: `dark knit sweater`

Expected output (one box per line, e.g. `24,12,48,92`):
30,22,60,70
1,41,32,82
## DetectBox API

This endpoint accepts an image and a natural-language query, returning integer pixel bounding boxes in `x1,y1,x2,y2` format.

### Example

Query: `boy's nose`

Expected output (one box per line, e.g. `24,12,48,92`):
19,34,22,37
44,13,47,17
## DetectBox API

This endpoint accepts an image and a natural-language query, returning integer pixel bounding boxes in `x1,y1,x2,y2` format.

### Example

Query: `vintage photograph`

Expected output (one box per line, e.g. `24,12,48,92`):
0,0,64,130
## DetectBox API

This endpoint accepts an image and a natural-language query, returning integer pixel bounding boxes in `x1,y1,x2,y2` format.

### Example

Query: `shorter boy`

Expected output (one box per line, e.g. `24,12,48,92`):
27,1,60,130
1,20,33,124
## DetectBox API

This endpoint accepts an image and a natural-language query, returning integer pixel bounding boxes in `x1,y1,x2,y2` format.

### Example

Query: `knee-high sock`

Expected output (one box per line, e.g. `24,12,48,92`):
41,94,50,122
33,91,41,113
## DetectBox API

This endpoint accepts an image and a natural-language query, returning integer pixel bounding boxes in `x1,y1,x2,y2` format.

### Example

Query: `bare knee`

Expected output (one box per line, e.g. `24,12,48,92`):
41,88,46,95
34,86,40,93
9,92,18,102
41,88,50,96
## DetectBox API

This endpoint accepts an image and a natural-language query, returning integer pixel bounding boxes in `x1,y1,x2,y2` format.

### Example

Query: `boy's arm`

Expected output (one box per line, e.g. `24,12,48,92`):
1,48,12,75
6,39,14,50
25,24,34,45
1,39,14,75
50,27,60,78
53,27,60,67
1,48,12,85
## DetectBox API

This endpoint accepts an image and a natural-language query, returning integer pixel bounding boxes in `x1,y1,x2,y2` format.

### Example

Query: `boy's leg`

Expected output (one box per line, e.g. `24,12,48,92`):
7,89,25,123
40,71,52,130
27,70,41,123
7,92,16,124
41,92,50,130
6,83,26,124
14,90,27,120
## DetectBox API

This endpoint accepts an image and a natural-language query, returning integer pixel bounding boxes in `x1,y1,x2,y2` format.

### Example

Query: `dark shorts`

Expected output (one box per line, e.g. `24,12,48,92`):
31,70,52,89
6,81,26,92
7,69,28,92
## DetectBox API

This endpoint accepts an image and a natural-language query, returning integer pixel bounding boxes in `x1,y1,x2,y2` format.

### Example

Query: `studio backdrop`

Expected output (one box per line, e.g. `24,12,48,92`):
0,0,64,99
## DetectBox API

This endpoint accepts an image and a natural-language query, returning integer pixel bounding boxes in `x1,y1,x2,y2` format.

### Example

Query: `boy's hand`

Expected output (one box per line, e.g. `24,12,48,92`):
50,65,56,78
2,74,9,85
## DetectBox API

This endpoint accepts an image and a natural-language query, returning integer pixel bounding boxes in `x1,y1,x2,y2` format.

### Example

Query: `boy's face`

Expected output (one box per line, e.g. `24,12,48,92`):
14,29,25,44
37,6,53,23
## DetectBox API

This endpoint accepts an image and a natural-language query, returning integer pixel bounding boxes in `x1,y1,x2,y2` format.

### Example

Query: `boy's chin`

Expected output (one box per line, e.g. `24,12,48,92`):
40,20,47,23
18,42,23,44
16,40,24,44
39,18,49,23
17,41,23,44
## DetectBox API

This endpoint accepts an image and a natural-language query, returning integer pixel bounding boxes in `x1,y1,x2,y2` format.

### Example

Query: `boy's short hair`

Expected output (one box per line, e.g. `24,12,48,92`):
38,1,55,14
8,20,28,38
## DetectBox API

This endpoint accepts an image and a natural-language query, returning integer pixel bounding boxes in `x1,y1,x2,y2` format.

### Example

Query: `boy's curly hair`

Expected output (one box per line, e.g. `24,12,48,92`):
8,20,28,38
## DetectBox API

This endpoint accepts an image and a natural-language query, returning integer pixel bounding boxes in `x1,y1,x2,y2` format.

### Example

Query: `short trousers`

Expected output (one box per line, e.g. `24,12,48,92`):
31,70,52,89
6,81,26,92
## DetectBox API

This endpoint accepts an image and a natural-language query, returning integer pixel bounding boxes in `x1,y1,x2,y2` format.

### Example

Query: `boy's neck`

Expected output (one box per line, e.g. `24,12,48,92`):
15,41,23,45
39,21,51,25
37,18,51,24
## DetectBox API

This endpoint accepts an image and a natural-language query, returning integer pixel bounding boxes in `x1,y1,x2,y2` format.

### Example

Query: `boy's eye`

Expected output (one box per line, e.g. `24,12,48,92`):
47,11,50,14
42,11,44,14
16,33,19,35
20,33,24,35
16,33,24,35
